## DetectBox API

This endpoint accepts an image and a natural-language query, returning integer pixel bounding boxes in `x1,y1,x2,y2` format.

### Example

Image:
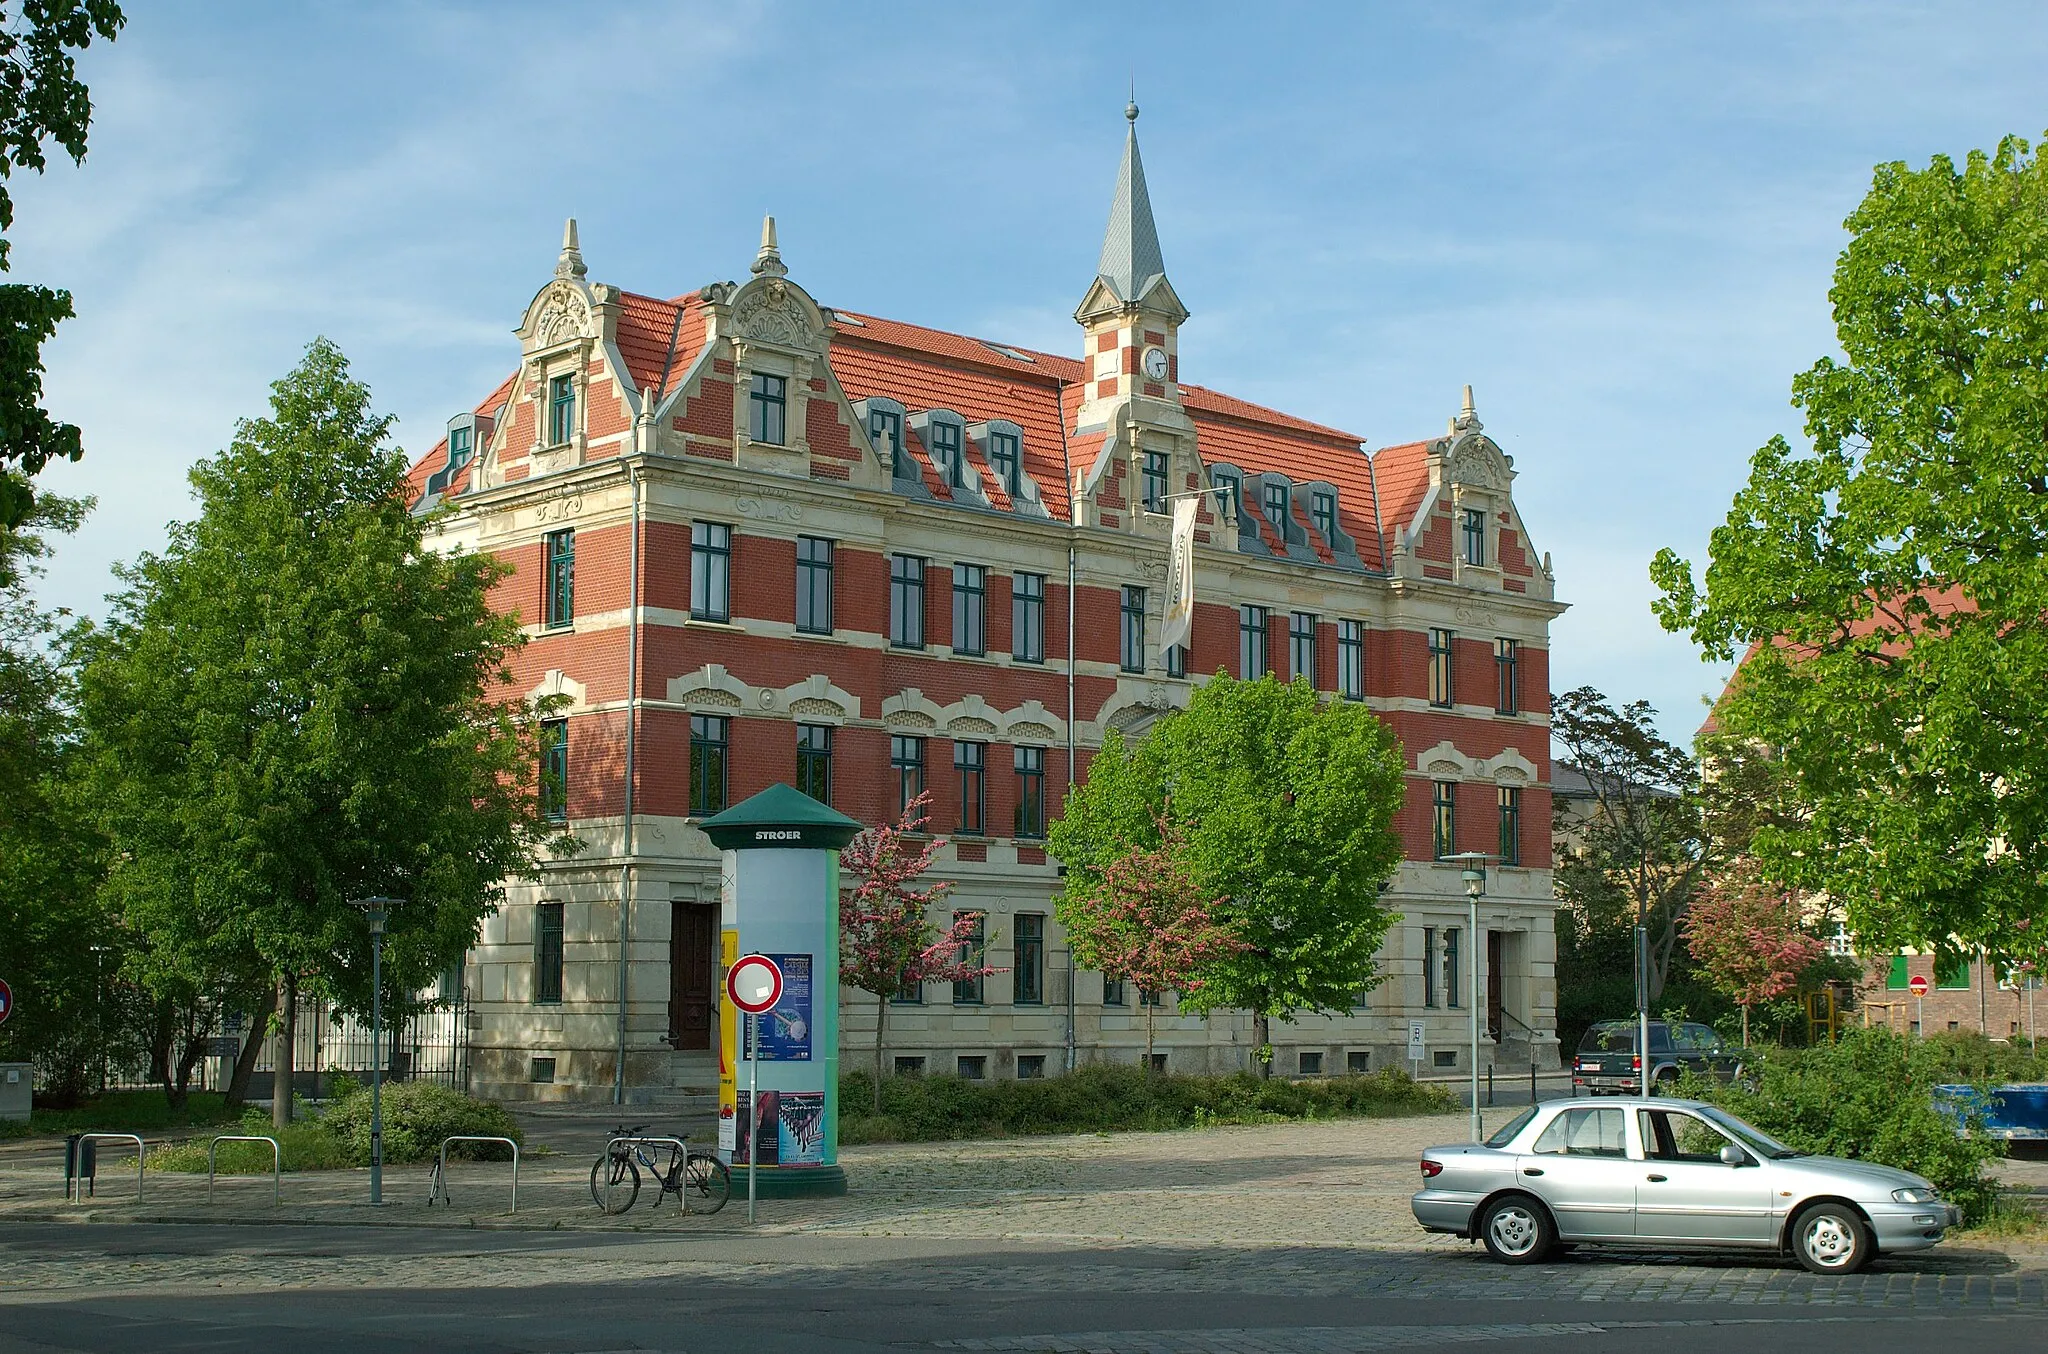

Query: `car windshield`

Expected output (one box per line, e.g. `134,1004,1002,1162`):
1579,1023,1666,1053
1698,1106,1801,1159
1484,1105,1539,1148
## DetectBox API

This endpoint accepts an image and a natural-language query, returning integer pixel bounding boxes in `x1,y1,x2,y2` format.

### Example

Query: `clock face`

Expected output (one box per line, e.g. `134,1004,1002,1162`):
1142,346,1169,380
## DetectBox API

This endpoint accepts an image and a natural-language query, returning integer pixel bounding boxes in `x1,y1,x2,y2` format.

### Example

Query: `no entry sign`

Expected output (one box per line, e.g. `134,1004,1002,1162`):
1908,974,1930,997
0,977,12,1025
726,954,784,1015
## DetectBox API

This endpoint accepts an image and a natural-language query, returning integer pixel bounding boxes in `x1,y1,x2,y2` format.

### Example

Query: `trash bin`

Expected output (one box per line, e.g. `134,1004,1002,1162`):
64,1133,97,1197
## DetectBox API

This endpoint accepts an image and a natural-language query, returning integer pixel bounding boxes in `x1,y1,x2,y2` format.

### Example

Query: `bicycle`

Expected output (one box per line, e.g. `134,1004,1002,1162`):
590,1124,731,1215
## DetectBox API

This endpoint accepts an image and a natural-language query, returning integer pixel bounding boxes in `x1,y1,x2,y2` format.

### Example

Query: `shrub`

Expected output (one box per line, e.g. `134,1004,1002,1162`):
837,1064,1457,1143
1678,1026,2005,1222
148,1115,355,1174
320,1081,522,1164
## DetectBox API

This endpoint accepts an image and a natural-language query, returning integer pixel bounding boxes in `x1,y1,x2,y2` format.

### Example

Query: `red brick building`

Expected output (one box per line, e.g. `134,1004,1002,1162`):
411,112,1565,1101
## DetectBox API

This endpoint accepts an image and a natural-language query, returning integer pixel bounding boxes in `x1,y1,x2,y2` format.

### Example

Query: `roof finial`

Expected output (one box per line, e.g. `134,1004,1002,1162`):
556,217,586,279
1462,383,1475,417
752,213,787,278
1127,76,1138,124
1454,383,1481,432
1095,101,1166,303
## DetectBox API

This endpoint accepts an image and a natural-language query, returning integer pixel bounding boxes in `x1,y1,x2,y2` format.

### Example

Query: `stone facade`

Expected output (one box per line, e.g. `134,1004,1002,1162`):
409,117,1567,1103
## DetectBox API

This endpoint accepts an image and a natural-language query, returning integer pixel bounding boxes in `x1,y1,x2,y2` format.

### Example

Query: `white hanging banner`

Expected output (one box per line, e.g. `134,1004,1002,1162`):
1160,496,1199,654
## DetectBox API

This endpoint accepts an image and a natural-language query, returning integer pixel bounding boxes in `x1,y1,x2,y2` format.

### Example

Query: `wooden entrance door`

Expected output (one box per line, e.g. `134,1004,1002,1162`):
1486,930,1505,1042
669,903,715,1050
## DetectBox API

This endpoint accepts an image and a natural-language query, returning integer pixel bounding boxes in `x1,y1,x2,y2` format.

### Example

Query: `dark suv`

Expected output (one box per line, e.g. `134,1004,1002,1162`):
1571,1020,1742,1095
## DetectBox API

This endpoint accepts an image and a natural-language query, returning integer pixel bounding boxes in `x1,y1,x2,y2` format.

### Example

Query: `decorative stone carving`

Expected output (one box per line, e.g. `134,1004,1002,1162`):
886,711,938,730
1447,435,1511,490
732,282,813,348
789,697,844,719
1454,605,1501,626
533,284,590,347
676,687,741,710
1011,721,1057,741
947,716,997,736
1426,757,1464,776
736,490,803,523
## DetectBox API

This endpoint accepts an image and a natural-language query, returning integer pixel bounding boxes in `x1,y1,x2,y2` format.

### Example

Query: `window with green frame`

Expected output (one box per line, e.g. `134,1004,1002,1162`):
1886,954,1910,990
1937,956,1971,989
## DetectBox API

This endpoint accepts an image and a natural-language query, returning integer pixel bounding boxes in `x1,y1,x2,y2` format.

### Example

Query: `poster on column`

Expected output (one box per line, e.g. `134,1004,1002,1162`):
777,1091,826,1166
757,953,813,1061
736,1089,780,1166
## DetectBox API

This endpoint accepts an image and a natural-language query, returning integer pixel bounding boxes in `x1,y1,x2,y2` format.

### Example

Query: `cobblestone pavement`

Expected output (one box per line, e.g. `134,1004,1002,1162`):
3,1110,2045,1353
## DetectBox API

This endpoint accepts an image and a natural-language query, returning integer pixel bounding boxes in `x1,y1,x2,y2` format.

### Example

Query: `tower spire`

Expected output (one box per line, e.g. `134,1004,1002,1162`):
1095,102,1166,304
556,217,586,279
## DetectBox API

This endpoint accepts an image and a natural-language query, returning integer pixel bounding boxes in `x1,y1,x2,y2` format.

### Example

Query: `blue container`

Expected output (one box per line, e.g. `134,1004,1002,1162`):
1935,1083,2048,1139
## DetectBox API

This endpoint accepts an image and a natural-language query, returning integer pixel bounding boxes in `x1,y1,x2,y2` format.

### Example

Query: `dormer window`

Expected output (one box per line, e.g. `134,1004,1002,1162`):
1462,507,1486,566
929,419,964,486
448,424,473,472
1211,470,1240,521
1312,489,1337,541
548,374,576,445
990,430,1021,495
749,372,787,445
869,406,906,477
1142,451,1169,513
1262,482,1290,528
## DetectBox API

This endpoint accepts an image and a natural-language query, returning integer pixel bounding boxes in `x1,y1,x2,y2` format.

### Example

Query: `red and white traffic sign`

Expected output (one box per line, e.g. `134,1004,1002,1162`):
726,954,784,1015
1908,974,1930,997
0,977,12,1025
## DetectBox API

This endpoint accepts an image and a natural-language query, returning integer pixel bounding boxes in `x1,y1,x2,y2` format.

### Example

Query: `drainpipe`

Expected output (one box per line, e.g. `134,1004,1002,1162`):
1057,378,1078,1073
612,459,643,1104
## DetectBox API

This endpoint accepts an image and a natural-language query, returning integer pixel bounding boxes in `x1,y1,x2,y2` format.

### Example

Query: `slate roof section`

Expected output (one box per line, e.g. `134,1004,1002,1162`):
1095,113,1167,304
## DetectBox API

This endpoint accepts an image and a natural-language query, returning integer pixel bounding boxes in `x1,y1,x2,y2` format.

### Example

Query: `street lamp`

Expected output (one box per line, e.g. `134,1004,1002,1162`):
1445,852,1493,1144
351,896,402,1205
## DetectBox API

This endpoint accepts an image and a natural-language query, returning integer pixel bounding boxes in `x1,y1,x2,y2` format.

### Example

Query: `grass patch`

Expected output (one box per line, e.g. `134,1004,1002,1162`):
1954,1192,2048,1241
838,1064,1458,1143
147,1118,356,1174
19,1090,243,1139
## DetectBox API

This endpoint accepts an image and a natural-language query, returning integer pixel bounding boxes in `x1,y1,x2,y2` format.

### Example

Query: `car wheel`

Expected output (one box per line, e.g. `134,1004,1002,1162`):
1478,1194,1557,1264
1790,1201,1873,1275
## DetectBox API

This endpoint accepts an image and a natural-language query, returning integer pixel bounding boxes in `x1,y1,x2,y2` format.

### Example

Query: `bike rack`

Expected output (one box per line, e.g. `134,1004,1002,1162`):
67,1132,145,1203
600,1135,689,1216
429,1135,520,1214
207,1135,282,1207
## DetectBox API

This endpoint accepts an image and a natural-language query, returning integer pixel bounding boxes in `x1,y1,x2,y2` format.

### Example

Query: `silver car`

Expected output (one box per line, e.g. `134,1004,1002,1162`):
1411,1097,1962,1273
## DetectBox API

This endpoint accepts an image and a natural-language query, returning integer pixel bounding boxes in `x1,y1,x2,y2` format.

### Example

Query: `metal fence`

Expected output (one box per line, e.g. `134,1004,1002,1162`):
247,996,471,1094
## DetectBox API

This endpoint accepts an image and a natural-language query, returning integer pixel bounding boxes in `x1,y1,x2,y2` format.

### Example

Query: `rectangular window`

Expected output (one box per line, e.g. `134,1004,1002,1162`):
535,902,564,1004
1348,1050,1371,1073
543,529,574,630
1432,780,1457,859
796,723,832,805
891,735,926,821
1012,573,1045,663
929,420,963,486
748,372,786,445
540,718,568,823
1239,605,1269,678
1445,927,1461,1008
548,373,575,445
953,912,986,1005
890,554,926,648
796,536,834,635
1213,471,1240,522
894,967,923,1005
894,1055,924,1072
1121,585,1147,673
1299,1050,1323,1076
1428,628,1454,707
1014,745,1046,839
1422,926,1438,1008
1289,611,1317,685
1015,914,1044,1005
689,715,729,816
1498,787,1521,866
1263,481,1290,528
958,1054,987,1079
1338,620,1365,700
1937,957,1971,990
1142,451,1168,512
1017,1054,1046,1079
954,741,985,835
1166,643,1187,679
952,563,987,656
1103,978,1127,1006
690,522,731,623
1495,638,1518,714
871,407,906,478
1462,507,1486,566
1886,954,1910,990
990,429,1021,495
448,424,473,469
1312,489,1337,541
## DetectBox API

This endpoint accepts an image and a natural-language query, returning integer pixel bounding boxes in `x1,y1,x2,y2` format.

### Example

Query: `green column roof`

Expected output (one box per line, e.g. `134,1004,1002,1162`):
700,783,865,851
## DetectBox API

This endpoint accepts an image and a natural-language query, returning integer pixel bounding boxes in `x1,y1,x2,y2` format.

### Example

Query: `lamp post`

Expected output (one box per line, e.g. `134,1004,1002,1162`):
352,896,401,1205
1446,852,1493,1144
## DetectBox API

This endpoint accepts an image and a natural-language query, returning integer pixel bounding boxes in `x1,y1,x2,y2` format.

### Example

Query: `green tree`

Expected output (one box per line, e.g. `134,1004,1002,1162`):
77,339,567,1120
1652,133,2048,970
1049,675,1406,1074
0,2,124,543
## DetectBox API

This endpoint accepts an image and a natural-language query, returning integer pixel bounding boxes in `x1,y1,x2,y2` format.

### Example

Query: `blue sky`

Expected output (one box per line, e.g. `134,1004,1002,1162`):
14,1,2048,743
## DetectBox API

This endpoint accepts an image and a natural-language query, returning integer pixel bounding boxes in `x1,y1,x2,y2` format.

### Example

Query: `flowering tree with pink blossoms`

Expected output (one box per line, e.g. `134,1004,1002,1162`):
1685,856,1828,1046
1059,816,1248,1069
840,791,997,1107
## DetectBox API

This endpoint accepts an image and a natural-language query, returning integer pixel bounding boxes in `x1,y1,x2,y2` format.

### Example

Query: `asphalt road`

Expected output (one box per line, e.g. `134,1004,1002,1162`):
2,1222,2041,1354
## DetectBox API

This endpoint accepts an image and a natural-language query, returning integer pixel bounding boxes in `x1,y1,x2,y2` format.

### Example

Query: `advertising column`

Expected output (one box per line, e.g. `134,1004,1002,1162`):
703,783,861,1198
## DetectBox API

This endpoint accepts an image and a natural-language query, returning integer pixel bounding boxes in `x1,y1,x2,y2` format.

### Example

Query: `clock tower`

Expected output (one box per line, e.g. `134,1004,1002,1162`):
1073,101,1197,531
